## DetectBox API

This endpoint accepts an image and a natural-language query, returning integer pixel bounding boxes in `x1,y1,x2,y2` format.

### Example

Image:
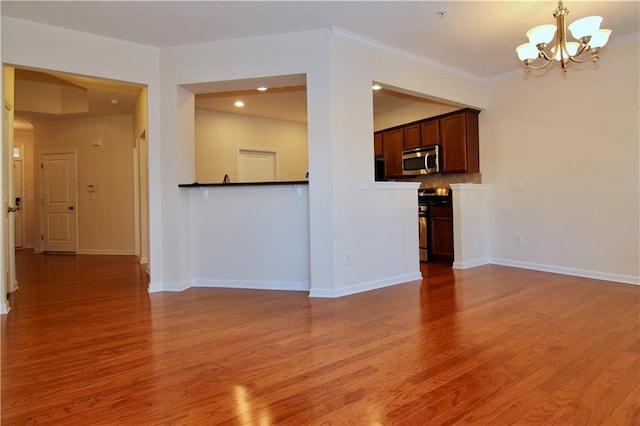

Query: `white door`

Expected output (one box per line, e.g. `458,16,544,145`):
237,149,277,182
3,101,17,306
42,152,77,252
12,159,23,248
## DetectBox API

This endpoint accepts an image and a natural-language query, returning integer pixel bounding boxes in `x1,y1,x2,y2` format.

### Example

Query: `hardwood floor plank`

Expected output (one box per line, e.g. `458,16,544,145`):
2,250,639,424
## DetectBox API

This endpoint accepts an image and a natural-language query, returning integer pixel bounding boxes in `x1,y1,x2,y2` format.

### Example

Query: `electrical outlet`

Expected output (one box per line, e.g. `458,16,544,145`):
344,251,352,265
515,235,524,247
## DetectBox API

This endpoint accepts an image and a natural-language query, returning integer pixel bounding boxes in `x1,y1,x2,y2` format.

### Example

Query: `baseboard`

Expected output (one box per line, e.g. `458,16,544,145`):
191,279,310,292
77,249,135,255
453,258,490,269
309,271,422,298
148,281,190,293
489,258,640,286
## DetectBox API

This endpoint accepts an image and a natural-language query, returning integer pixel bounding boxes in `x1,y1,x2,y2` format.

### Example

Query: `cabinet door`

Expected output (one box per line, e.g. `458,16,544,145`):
382,128,403,178
403,124,421,151
420,119,440,147
374,132,382,156
440,110,479,174
429,206,453,263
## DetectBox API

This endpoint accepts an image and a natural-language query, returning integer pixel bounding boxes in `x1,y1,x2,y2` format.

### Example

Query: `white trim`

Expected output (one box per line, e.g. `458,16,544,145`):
309,271,422,298
148,281,190,293
191,279,309,292
453,258,490,269
373,181,421,190
0,302,10,315
76,249,135,255
609,31,640,48
331,26,485,84
490,258,640,286
450,183,490,191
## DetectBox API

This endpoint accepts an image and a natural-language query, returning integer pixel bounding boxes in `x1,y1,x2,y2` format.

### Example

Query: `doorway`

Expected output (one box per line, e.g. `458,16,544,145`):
40,151,77,253
13,156,24,248
237,148,278,182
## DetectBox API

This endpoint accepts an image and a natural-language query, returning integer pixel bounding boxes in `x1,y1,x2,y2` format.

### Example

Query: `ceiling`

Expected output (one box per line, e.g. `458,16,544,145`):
3,1,638,80
4,1,638,126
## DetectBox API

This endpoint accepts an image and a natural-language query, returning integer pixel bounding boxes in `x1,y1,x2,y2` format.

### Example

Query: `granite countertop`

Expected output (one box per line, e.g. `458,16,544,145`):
179,181,308,188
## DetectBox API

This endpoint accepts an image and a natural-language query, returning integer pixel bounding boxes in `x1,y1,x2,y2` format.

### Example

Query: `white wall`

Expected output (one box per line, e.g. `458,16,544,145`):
3,18,491,297
195,109,308,183
184,185,309,292
482,39,640,284
159,28,488,296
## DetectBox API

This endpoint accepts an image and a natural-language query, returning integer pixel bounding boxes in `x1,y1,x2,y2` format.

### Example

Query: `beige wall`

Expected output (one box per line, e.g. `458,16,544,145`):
33,114,135,254
482,39,640,280
195,109,308,183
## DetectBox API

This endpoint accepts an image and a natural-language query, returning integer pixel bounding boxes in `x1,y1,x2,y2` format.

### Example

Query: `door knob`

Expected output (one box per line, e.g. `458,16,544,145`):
7,206,18,213
68,206,75,211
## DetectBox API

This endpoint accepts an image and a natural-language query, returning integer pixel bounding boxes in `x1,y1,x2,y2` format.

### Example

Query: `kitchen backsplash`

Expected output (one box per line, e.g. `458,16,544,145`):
410,172,482,189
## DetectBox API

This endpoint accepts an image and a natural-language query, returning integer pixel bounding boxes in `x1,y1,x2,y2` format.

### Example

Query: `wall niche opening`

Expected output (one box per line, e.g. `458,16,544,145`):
184,74,308,184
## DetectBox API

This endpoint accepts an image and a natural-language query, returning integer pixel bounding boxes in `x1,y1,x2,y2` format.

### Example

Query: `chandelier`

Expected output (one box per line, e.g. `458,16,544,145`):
516,0,612,72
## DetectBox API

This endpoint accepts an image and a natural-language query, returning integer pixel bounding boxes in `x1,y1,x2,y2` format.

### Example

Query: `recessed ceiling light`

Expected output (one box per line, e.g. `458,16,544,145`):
372,84,382,91
234,100,245,107
257,86,268,92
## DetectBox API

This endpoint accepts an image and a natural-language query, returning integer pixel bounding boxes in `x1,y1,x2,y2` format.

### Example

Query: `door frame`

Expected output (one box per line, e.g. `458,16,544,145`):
133,130,149,269
2,100,17,313
13,154,25,248
237,147,279,182
39,150,78,253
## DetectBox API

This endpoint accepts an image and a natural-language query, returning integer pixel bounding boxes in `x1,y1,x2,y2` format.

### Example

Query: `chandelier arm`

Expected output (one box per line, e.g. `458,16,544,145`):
525,58,555,71
568,53,600,64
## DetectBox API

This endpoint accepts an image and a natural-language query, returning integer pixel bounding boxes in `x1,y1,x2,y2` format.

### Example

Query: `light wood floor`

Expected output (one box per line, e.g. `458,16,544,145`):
2,250,639,425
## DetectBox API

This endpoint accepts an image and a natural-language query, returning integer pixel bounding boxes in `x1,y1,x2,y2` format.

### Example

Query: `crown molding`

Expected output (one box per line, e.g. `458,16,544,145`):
330,26,485,84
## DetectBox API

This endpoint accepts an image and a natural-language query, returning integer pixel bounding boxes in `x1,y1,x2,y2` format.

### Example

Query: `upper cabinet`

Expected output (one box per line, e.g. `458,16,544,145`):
402,124,421,151
440,109,479,174
382,128,404,178
374,132,383,157
420,119,440,147
374,108,480,179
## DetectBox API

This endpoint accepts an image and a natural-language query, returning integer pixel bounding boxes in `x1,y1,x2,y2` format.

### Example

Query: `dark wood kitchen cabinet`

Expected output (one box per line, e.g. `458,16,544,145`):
382,128,403,178
402,124,421,150
374,132,382,156
429,206,453,264
440,109,479,174
420,119,440,147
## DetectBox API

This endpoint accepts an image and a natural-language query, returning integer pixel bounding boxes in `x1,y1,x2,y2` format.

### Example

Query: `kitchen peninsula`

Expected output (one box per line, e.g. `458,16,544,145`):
179,180,308,187
173,181,310,294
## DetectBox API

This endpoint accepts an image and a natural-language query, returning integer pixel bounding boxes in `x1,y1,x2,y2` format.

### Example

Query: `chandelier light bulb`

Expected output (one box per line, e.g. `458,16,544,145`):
589,29,612,48
526,24,557,46
516,43,538,61
552,42,580,62
568,16,603,40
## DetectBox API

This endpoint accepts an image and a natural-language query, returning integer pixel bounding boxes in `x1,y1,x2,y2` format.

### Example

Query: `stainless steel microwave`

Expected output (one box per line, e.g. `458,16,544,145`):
402,145,439,175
